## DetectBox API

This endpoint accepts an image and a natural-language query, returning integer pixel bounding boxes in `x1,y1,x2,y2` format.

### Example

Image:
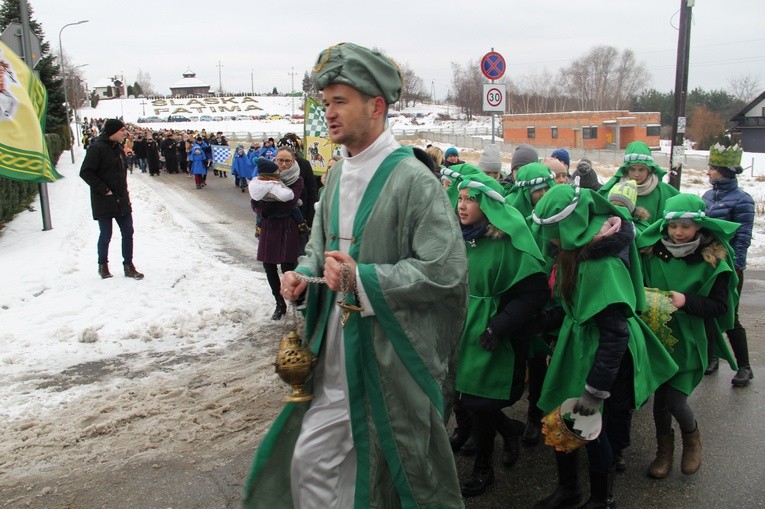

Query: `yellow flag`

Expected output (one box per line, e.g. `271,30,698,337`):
303,97,339,176
0,40,61,183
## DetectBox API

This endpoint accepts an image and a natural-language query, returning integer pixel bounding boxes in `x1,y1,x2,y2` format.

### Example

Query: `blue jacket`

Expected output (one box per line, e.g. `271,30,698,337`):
188,144,207,175
232,150,255,179
702,178,754,270
258,145,277,160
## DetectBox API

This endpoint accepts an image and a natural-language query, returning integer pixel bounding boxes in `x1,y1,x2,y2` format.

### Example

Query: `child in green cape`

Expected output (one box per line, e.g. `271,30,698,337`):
530,185,677,509
636,193,739,479
452,172,549,497
599,141,679,223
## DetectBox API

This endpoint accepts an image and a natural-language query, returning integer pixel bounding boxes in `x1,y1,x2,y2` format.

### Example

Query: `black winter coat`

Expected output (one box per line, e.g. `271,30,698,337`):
296,156,317,226
80,134,131,220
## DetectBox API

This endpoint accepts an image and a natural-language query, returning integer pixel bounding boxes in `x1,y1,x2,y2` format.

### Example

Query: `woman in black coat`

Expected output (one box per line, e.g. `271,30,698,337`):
146,137,160,176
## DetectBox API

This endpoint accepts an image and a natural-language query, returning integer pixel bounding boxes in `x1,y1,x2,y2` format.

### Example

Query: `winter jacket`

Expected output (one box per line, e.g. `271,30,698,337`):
79,133,131,220
188,145,207,175
133,139,148,158
251,177,305,264
232,150,255,179
702,178,754,270
296,156,318,226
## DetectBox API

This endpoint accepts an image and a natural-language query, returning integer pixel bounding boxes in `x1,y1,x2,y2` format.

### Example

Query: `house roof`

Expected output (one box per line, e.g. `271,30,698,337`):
92,78,115,89
170,70,210,90
731,90,765,122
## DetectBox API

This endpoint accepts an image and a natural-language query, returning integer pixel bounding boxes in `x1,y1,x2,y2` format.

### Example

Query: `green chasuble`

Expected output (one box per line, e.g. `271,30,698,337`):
243,147,468,509
455,233,544,399
537,255,678,414
641,248,738,395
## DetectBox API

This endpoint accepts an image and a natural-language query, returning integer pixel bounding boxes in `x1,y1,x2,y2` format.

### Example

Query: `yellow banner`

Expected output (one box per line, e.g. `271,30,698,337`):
303,97,339,175
0,40,60,183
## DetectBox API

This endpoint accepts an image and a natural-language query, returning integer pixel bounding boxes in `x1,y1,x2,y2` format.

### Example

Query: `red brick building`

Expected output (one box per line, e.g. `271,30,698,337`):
501,110,661,150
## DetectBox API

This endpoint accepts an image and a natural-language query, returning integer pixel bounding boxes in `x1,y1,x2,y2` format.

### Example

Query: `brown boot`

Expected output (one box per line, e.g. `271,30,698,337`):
123,263,145,280
98,263,113,279
647,430,674,479
681,426,701,475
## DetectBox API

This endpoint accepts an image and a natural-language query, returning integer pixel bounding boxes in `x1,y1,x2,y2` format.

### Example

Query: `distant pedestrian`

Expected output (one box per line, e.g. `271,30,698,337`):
79,119,144,280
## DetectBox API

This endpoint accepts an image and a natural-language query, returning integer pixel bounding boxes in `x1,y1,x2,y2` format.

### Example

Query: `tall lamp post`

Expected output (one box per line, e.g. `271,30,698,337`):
58,19,89,163
70,63,88,146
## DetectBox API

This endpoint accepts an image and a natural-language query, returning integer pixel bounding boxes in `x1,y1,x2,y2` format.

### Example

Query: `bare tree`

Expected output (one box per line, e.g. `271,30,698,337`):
561,45,649,111
58,50,87,108
727,74,761,103
135,69,155,96
399,64,426,108
450,60,484,120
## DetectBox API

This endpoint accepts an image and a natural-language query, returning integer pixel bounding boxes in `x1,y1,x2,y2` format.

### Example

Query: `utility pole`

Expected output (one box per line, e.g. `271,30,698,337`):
217,61,223,94
250,68,254,95
668,0,694,190
288,66,297,118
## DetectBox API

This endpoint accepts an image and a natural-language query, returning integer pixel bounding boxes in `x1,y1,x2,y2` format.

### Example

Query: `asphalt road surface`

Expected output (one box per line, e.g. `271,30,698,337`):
3,171,762,508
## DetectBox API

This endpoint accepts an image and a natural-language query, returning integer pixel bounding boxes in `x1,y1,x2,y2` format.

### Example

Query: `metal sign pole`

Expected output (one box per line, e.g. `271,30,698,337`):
20,1,52,230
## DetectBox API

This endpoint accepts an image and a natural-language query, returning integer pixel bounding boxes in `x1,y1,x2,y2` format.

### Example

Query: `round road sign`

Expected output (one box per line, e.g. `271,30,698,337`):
481,51,506,80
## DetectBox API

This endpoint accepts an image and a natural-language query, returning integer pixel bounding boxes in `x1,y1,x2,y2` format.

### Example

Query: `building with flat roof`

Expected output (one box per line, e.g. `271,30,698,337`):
502,110,661,150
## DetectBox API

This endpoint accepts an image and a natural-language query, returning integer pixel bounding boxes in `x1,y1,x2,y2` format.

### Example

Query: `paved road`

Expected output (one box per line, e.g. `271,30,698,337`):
8,171,760,508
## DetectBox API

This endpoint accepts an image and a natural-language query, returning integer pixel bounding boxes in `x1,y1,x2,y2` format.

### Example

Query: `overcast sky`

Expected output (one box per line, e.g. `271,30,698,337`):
26,0,765,100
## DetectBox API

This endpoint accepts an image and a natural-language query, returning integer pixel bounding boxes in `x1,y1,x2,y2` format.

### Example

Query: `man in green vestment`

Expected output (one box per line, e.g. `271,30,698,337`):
242,42,468,509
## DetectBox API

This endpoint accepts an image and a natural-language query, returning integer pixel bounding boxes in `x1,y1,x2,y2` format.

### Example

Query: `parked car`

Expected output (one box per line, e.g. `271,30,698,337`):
212,115,224,121
235,114,252,121
199,115,214,121
267,114,283,121
137,116,164,123
188,116,199,122
168,115,191,122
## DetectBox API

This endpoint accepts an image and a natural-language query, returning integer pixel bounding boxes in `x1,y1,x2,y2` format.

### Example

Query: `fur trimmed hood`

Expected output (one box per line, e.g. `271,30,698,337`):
633,206,650,222
701,237,728,267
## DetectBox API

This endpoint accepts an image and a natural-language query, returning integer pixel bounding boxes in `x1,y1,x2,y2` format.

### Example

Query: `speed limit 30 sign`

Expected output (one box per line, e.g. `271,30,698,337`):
482,83,506,112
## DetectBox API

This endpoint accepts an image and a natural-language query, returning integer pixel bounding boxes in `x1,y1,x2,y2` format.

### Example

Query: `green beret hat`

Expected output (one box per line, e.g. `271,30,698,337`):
311,42,402,104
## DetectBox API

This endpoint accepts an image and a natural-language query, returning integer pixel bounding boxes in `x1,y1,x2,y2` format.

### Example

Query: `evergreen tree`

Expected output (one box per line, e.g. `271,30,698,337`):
0,0,67,138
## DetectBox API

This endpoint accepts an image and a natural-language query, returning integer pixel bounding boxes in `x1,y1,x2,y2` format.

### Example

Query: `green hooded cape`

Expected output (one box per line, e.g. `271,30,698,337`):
532,185,678,413
454,173,546,399
243,146,468,508
599,141,679,222
507,162,556,222
637,194,740,394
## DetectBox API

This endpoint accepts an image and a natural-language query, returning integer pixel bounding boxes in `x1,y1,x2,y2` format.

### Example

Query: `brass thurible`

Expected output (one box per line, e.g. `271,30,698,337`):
274,331,317,402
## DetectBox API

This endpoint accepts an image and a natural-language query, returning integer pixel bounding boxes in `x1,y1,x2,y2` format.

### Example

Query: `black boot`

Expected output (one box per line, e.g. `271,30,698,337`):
98,263,113,279
728,327,753,387
534,450,583,509
581,469,616,509
123,263,144,280
495,411,523,468
460,455,494,497
704,357,719,375
450,405,472,453
613,450,626,472
271,297,287,320
523,407,544,446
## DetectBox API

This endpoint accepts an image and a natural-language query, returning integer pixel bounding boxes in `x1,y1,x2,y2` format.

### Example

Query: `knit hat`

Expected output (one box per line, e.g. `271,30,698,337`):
573,158,601,190
550,149,570,168
257,158,279,176
445,147,459,159
608,179,638,213
512,144,539,171
102,118,125,137
311,42,402,104
478,144,502,174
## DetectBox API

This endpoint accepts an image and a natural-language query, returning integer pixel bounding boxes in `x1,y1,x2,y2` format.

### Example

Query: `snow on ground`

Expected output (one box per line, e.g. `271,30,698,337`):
1,111,764,486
